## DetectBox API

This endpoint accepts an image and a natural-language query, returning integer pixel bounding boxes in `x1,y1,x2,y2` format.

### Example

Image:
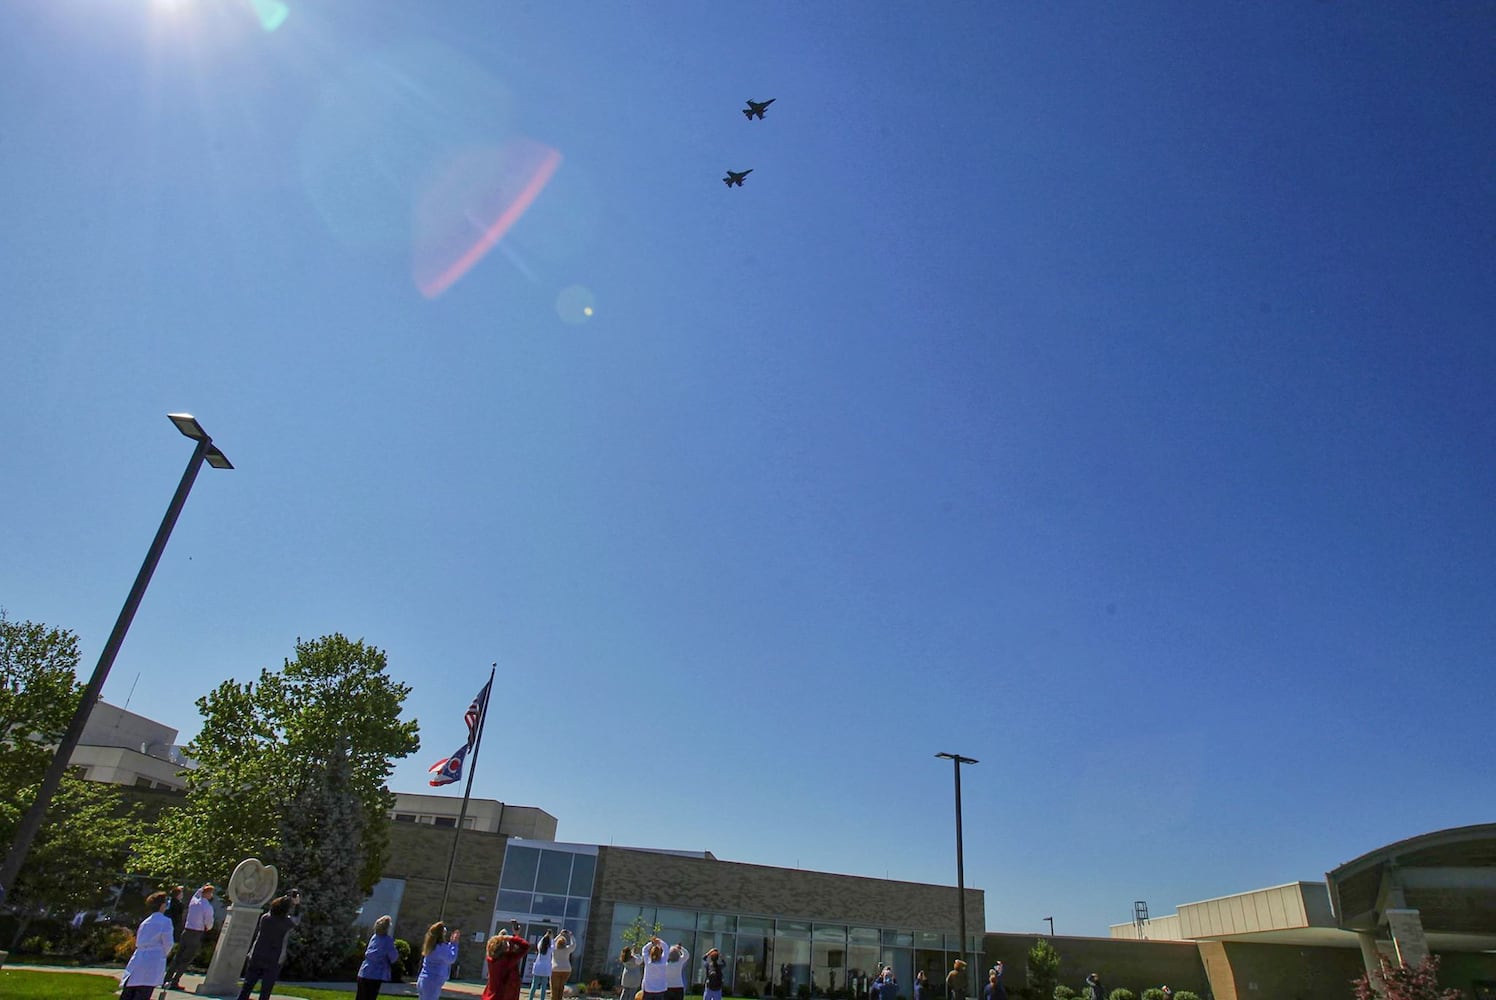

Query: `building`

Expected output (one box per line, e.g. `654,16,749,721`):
69,700,194,792
1101,825,1496,1000
372,830,984,992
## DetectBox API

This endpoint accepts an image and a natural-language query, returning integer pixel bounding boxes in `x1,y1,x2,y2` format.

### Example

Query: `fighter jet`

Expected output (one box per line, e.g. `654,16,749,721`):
723,169,753,187
742,98,775,120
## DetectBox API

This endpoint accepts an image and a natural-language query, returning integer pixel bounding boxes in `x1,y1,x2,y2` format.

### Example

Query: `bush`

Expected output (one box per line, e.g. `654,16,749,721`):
18,935,51,955
1174,993,1200,1000
391,938,412,982
1141,990,1166,1000
76,924,133,964
1108,991,1136,1000
112,929,137,962
1054,989,1077,1000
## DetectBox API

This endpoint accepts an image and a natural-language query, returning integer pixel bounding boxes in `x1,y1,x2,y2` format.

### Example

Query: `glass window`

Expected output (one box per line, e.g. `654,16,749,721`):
776,920,810,939
914,932,942,949
535,851,574,895
773,932,811,992
532,892,567,917
566,898,590,921
433,816,456,828
394,814,417,823
657,908,698,932
497,890,533,912
882,930,913,947
849,927,880,945
353,878,406,929
736,930,772,996
569,854,596,895
699,913,736,932
501,847,540,891
812,926,847,992
739,916,773,934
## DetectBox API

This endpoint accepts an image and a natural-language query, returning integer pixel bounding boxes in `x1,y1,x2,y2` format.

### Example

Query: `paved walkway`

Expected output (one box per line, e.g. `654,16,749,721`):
11,964,487,997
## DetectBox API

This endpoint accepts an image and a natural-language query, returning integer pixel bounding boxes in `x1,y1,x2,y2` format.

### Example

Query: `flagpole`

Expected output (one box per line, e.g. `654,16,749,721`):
439,663,496,922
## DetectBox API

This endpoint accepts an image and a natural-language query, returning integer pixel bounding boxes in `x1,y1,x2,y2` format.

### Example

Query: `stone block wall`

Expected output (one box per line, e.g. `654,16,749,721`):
382,822,508,944
981,933,1209,999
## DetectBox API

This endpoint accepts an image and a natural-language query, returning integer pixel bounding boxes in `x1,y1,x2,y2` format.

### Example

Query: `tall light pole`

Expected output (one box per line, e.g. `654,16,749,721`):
936,751,978,993
1044,917,1054,937
0,414,232,905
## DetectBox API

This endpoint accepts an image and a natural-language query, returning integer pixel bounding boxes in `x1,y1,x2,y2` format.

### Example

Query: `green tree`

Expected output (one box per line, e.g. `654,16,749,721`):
0,612,139,942
1027,938,1060,1000
621,913,664,954
280,740,367,978
134,634,420,894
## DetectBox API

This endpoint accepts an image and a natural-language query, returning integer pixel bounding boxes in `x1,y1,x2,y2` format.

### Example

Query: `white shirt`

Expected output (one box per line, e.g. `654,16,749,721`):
185,893,215,932
642,952,671,993
665,945,691,989
551,934,575,973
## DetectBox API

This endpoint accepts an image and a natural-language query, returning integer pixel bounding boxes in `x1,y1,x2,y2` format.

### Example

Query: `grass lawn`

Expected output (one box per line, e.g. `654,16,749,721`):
276,989,359,1000
0,969,121,999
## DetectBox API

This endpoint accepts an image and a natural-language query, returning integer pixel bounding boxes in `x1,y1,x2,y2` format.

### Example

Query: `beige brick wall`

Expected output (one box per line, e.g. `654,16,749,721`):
382,822,508,945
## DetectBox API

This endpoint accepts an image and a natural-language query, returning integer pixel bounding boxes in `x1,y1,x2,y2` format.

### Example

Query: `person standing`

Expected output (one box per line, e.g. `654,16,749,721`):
165,886,185,939
237,895,297,1000
165,883,216,989
984,963,1007,1000
915,970,934,1000
356,915,401,1000
484,921,532,1000
619,945,644,1000
530,929,554,1000
120,891,173,1000
549,927,576,1000
664,941,691,1000
417,921,463,1000
1085,973,1105,1000
703,948,726,1000
642,940,670,1000
947,960,968,1000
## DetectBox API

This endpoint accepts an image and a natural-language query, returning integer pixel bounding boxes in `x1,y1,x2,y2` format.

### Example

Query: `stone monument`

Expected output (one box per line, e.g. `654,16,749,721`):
197,857,278,995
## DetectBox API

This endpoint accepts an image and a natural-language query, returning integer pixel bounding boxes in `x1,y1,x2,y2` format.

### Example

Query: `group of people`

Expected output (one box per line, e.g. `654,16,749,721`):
616,934,694,1000
372,917,578,1000
118,882,301,1000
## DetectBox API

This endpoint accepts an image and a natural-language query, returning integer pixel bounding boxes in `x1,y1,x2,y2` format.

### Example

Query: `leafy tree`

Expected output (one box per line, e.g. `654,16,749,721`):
280,740,367,978
134,634,420,894
1108,991,1136,1000
621,913,664,953
1353,955,1463,1000
1026,938,1059,1000
0,611,139,943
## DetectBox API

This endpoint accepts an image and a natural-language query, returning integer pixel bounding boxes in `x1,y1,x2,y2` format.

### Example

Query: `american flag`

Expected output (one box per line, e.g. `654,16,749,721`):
427,744,469,787
464,677,492,748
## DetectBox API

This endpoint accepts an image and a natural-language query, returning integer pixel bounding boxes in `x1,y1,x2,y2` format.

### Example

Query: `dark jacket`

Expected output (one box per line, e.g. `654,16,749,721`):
248,912,296,966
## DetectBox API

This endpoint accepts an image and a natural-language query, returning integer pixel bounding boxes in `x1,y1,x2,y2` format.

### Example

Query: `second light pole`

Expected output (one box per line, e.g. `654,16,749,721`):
936,751,978,995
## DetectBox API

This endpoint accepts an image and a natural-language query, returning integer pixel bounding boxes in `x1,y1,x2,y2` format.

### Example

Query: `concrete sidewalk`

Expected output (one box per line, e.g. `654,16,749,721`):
14,964,486,997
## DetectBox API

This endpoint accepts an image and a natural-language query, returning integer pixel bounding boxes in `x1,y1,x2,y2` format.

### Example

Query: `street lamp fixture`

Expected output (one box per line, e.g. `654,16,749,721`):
0,414,233,905
936,752,979,992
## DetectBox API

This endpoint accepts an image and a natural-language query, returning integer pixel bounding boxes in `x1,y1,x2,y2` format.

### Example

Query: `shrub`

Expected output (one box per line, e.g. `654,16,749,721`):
1108,991,1136,1000
1352,956,1462,1000
112,928,137,962
193,936,216,970
18,935,50,955
1174,993,1200,1000
1141,990,1166,1000
77,924,133,964
1054,989,1077,1000
392,938,412,981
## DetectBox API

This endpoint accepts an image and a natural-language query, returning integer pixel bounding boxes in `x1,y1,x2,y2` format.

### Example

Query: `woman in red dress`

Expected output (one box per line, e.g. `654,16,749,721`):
484,921,532,1000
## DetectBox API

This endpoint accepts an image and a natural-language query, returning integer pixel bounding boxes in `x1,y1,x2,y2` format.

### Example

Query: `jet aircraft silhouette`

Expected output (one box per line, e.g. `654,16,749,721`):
742,98,775,120
722,169,753,187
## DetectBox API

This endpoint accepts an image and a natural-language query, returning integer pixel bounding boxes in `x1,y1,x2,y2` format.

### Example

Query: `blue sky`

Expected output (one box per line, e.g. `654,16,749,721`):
3,1,1494,937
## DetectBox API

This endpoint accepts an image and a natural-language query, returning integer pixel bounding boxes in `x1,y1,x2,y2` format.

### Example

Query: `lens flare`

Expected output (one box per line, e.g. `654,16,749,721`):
249,0,290,31
555,284,596,325
412,138,562,299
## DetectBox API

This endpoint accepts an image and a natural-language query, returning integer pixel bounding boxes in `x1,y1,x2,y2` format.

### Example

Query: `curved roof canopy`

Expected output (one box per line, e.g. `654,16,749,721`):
1327,823,1496,944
